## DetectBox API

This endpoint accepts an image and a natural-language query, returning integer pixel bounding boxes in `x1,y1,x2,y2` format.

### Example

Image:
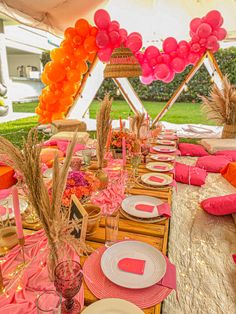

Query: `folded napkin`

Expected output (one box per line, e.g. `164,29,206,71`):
135,203,171,217
149,176,165,183
159,148,171,152
0,187,12,200
118,258,146,275
135,204,154,213
154,165,167,170
232,254,236,264
157,257,176,290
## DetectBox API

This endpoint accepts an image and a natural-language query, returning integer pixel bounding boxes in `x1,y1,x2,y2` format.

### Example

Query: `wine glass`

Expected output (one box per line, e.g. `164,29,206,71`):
141,142,150,164
54,261,83,314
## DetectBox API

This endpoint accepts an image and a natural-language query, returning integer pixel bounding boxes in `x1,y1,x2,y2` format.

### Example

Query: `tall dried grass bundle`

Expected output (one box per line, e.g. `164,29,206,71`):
130,112,145,139
200,76,236,125
96,94,112,168
0,129,87,277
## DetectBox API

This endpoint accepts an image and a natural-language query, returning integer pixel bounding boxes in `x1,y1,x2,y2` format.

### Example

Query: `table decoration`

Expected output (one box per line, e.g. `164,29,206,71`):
119,207,166,224
156,140,176,146
146,162,174,172
130,154,141,177
150,154,175,162
122,136,126,167
83,243,176,309
130,112,145,140
36,290,62,314
105,207,119,247
0,263,4,294
83,204,101,236
0,129,88,279
54,260,83,314
96,94,112,189
110,130,136,158
141,141,150,164
141,173,173,187
152,146,177,153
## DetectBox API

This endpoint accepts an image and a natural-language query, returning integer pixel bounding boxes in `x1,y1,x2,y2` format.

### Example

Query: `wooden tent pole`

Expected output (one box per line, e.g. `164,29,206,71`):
151,52,207,127
206,50,223,79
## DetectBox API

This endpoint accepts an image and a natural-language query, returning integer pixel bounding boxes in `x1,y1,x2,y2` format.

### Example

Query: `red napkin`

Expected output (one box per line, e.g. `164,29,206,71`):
158,258,176,290
232,254,236,264
154,165,167,170
149,176,164,183
159,148,170,152
135,204,154,213
157,203,171,217
118,258,146,275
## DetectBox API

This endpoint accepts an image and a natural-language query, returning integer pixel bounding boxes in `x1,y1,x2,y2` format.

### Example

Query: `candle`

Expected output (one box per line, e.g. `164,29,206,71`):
106,125,112,152
12,186,24,239
119,117,123,132
0,264,3,292
122,137,126,167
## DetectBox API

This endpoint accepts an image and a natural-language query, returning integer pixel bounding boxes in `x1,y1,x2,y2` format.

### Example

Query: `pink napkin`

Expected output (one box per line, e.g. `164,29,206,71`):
158,257,176,290
157,157,169,161
0,187,12,200
232,254,236,264
157,203,171,217
135,204,154,213
149,176,164,183
0,205,12,215
118,258,146,275
159,148,171,152
154,165,167,170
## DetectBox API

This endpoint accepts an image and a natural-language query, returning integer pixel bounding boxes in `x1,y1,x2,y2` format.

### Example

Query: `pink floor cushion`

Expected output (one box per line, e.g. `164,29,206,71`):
40,148,64,164
215,150,236,161
196,155,232,173
201,194,236,215
178,143,209,157
175,162,207,186
56,140,85,155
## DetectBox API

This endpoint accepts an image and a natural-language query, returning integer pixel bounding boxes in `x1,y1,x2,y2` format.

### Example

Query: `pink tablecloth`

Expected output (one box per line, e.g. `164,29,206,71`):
0,230,84,314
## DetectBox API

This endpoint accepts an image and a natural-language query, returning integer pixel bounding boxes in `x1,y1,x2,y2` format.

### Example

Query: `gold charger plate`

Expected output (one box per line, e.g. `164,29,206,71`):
120,208,167,224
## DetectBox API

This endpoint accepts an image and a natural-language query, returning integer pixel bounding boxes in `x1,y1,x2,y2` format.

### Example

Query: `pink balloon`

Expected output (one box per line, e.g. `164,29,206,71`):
135,51,145,64
190,18,202,32
212,42,220,53
169,51,177,59
188,52,200,65
171,57,185,73
163,70,175,83
191,43,201,53
163,37,178,53
97,46,112,62
128,32,142,39
156,55,164,64
154,64,170,80
199,38,207,46
206,35,218,50
108,20,120,32
126,35,142,53
177,41,190,58
94,9,111,30
162,53,171,64
96,31,109,49
109,31,120,47
191,34,200,43
216,28,227,40
197,23,212,38
141,62,152,76
148,58,157,67
144,46,160,60
140,75,153,85
205,10,222,29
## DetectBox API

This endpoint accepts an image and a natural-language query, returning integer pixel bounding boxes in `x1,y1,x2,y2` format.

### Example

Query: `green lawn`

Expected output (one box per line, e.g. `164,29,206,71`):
3,100,211,146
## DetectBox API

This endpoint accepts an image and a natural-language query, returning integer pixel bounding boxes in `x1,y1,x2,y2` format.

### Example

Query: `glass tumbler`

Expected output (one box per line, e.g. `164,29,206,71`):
36,290,62,314
105,209,119,247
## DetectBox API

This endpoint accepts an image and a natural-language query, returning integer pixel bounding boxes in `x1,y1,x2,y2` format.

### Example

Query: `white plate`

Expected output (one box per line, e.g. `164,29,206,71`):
156,140,176,146
76,149,96,157
101,241,166,289
161,130,176,135
157,134,178,140
141,173,173,186
0,196,28,221
82,298,144,314
146,162,173,173
43,168,53,179
150,154,175,162
122,195,163,219
152,145,176,153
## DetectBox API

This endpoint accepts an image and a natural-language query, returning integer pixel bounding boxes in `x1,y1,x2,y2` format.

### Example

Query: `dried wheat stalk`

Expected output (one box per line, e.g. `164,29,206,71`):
200,76,236,125
0,128,87,276
96,94,112,168
130,112,145,139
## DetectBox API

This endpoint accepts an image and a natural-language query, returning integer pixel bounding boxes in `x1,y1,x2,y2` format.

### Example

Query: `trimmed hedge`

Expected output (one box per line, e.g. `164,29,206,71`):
96,47,236,102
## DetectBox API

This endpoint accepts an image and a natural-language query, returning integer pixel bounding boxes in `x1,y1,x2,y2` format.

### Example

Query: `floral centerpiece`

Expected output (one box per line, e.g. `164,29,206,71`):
111,131,136,152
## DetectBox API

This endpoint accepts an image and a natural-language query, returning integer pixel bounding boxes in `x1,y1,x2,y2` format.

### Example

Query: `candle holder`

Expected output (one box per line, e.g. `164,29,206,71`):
7,237,28,279
0,264,4,295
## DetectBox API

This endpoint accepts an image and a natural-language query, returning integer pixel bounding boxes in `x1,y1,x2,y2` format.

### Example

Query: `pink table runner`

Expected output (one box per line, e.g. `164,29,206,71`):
0,230,84,314
83,244,176,309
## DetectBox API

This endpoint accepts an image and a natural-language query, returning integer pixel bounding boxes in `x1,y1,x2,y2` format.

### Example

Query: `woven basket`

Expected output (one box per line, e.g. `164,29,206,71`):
104,46,142,78
222,124,236,139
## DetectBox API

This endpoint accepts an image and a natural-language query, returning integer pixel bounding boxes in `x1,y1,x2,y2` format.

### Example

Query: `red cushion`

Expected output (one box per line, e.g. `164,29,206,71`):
196,155,231,173
178,143,209,157
201,194,236,215
175,162,207,186
215,150,236,161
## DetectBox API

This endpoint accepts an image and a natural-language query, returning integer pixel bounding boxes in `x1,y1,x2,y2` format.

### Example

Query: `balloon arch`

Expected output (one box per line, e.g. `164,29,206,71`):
36,9,227,123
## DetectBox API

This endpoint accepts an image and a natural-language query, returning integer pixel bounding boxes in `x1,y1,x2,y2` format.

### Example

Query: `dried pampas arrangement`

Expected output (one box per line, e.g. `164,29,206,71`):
96,93,112,168
130,112,145,139
0,129,87,278
200,76,236,138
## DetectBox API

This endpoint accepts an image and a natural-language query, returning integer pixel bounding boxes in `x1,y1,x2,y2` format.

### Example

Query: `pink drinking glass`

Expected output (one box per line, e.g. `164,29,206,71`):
54,261,83,314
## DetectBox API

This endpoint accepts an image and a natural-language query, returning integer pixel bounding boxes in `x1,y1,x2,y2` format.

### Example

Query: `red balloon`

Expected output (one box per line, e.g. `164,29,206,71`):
126,34,142,53
199,38,207,46
163,37,178,53
140,75,153,85
190,18,202,33
128,32,142,39
191,43,201,53
97,46,112,62
163,70,175,83
119,28,128,44
96,31,109,48
188,52,199,65
162,54,171,64
205,10,222,29
177,41,190,58
206,35,218,50
216,28,227,40
211,42,220,53
191,34,200,43
148,58,157,67
94,9,111,30
154,64,170,80
135,51,145,64
169,51,177,59
108,21,120,32
109,31,121,47
141,62,152,76
144,46,160,60
171,57,185,73
197,23,212,38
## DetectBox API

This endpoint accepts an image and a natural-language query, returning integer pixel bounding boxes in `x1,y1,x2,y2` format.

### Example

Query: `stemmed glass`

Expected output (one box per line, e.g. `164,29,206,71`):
54,261,83,314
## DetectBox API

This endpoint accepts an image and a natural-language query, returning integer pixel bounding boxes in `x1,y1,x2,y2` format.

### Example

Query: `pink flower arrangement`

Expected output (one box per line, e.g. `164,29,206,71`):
111,131,136,152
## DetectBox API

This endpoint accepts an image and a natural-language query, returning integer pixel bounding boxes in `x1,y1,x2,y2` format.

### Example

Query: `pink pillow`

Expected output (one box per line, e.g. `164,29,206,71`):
201,194,236,215
178,143,209,157
175,162,207,186
40,148,64,163
196,155,231,173
215,150,236,161
56,140,85,155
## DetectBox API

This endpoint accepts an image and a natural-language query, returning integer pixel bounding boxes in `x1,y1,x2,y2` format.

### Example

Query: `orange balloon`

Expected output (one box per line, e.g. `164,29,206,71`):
39,101,47,110
75,60,88,74
69,58,78,69
87,52,97,63
35,106,42,115
46,103,57,113
84,36,98,54
59,96,74,107
66,69,82,83
49,82,63,92
50,48,65,62
74,46,88,61
41,72,51,85
90,26,98,36
60,40,74,56
46,62,66,82
60,57,71,67
75,19,90,37
42,90,57,105
52,112,65,121
73,35,83,46
63,82,78,96
64,27,77,41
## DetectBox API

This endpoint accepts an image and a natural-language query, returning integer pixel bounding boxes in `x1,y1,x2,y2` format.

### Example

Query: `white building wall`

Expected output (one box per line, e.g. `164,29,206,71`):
7,54,41,77
8,78,43,102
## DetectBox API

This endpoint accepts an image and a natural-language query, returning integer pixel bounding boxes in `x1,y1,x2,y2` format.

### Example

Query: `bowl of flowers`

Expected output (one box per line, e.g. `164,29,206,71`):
110,131,136,158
